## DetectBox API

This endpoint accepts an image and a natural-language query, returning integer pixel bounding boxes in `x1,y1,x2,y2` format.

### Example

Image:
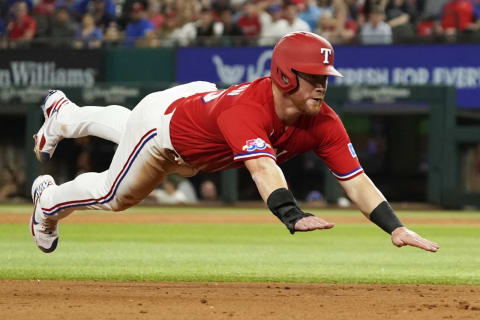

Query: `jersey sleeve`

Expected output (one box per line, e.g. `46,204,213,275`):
315,118,364,181
217,105,276,162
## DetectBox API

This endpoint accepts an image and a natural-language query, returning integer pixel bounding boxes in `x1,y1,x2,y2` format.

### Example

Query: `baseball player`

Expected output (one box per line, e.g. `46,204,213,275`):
30,32,439,254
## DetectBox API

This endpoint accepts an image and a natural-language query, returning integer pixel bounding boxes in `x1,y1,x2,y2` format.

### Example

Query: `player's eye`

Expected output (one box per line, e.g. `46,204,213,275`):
295,72,326,84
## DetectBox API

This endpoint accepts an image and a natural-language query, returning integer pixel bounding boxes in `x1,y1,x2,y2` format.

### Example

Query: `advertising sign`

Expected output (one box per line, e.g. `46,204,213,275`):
176,47,272,85
176,44,480,109
0,50,102,89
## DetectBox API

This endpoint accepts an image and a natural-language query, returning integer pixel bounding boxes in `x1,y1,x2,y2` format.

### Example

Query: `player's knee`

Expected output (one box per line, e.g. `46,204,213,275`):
110,194,141,212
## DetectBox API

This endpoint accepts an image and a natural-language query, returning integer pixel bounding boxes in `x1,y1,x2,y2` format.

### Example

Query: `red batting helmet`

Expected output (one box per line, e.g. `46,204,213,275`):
270,32,343,92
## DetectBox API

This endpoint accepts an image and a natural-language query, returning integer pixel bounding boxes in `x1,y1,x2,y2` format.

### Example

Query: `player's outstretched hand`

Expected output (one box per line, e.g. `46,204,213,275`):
294,215,335,232
391,227,439,252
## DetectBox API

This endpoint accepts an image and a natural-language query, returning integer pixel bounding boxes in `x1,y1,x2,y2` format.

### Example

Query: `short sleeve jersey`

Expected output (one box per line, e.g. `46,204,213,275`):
169,77,363,180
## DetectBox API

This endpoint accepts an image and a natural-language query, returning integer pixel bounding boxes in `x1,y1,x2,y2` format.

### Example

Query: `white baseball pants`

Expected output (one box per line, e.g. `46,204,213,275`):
39,82,217,219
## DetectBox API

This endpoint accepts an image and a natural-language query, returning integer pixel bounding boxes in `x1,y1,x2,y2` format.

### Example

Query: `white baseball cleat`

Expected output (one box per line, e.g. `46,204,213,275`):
33,90,71,162
30,175,59,253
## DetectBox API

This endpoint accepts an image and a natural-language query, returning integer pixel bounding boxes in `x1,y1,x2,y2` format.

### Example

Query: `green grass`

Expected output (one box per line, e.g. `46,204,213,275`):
1,222,479,284
2,203,480,218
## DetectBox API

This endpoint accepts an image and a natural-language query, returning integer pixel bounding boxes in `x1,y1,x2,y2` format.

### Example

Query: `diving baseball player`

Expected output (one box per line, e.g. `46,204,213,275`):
30,32,439,254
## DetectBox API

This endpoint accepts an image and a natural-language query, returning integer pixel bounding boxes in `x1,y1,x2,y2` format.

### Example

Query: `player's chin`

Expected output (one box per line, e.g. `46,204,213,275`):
304,100,323,115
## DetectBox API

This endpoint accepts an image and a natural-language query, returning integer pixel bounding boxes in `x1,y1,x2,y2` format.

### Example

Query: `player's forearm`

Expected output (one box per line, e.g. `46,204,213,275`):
245,157,315,234
340,173,404,234
245,157,288,202
339,173,385,218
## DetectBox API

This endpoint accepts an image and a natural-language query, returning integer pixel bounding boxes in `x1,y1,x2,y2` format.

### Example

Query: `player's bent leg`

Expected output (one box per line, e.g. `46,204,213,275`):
34,90,131,162
34,83,217,162
57,105,131,144
36,89,183,220
31,82,211,252
38,129,171,218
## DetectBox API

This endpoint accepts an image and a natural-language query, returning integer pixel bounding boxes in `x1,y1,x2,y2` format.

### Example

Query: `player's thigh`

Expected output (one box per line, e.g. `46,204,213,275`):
103,107,167,209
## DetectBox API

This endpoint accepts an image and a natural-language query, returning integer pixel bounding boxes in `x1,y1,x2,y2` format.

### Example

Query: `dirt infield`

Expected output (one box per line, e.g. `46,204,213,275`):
3,211,480,225
2,210,480,319
1,280,480,320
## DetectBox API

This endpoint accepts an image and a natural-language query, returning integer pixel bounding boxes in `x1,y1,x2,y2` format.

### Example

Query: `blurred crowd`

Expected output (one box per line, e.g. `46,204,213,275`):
0,145,26,202
0,0,479,49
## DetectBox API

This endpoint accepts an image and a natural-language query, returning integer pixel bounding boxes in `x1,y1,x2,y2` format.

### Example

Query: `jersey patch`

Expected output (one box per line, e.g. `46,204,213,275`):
348,143,357,158
242,138,271,152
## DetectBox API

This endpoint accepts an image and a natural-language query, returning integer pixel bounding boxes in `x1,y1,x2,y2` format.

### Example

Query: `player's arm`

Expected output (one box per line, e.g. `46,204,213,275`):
245,156,334,234
338,173,439,252
216,103,333,234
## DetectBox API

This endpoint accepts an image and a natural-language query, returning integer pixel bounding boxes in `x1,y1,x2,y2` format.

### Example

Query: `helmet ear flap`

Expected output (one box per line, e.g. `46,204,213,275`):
274,66,289,85
276,68,299,92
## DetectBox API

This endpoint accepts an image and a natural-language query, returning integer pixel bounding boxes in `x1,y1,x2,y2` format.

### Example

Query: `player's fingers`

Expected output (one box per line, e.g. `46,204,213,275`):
418,237,439,252
306,223,334,231
295,217,334,231
393,234,438,252
316,221,335,229
419,239,439,252
407,235,439,252
308,216,335,229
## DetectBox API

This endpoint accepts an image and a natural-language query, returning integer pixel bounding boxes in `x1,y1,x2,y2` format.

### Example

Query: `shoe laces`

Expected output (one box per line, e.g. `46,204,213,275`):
43,218,57,234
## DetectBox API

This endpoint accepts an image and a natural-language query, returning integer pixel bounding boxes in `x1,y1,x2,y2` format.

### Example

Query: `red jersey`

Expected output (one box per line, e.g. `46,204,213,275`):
236,14,261,37
169,77,363,181
9,15,36,40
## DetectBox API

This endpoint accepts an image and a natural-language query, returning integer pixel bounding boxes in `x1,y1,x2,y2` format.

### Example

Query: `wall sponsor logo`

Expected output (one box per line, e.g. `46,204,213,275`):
0,62,96,88
335,67,480,88
212,50,272,84
348,86,411,103
0,87,49,103
82,86,140,104
177,45,480,108
0,86,141,104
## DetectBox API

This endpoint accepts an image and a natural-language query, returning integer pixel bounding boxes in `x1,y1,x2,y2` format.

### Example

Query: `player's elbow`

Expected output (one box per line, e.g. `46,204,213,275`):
245,157,277,182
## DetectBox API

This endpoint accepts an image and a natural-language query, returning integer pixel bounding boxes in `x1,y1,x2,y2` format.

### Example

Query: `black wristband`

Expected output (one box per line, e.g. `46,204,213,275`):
369,201,403,234
267,188,313,234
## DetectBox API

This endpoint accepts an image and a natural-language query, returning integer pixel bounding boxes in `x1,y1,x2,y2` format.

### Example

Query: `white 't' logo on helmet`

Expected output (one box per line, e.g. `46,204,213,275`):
321,48,332,64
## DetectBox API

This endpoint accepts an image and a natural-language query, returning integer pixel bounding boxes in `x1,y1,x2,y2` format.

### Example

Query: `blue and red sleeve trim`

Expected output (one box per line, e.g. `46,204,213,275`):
331,166,364,181
234,151,276,161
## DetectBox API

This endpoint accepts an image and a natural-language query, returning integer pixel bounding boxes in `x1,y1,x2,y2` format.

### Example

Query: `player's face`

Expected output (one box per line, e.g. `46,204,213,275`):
289,72,328,116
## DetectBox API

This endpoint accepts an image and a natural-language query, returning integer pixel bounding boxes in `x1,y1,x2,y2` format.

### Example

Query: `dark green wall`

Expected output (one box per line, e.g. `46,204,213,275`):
103,48,175,84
